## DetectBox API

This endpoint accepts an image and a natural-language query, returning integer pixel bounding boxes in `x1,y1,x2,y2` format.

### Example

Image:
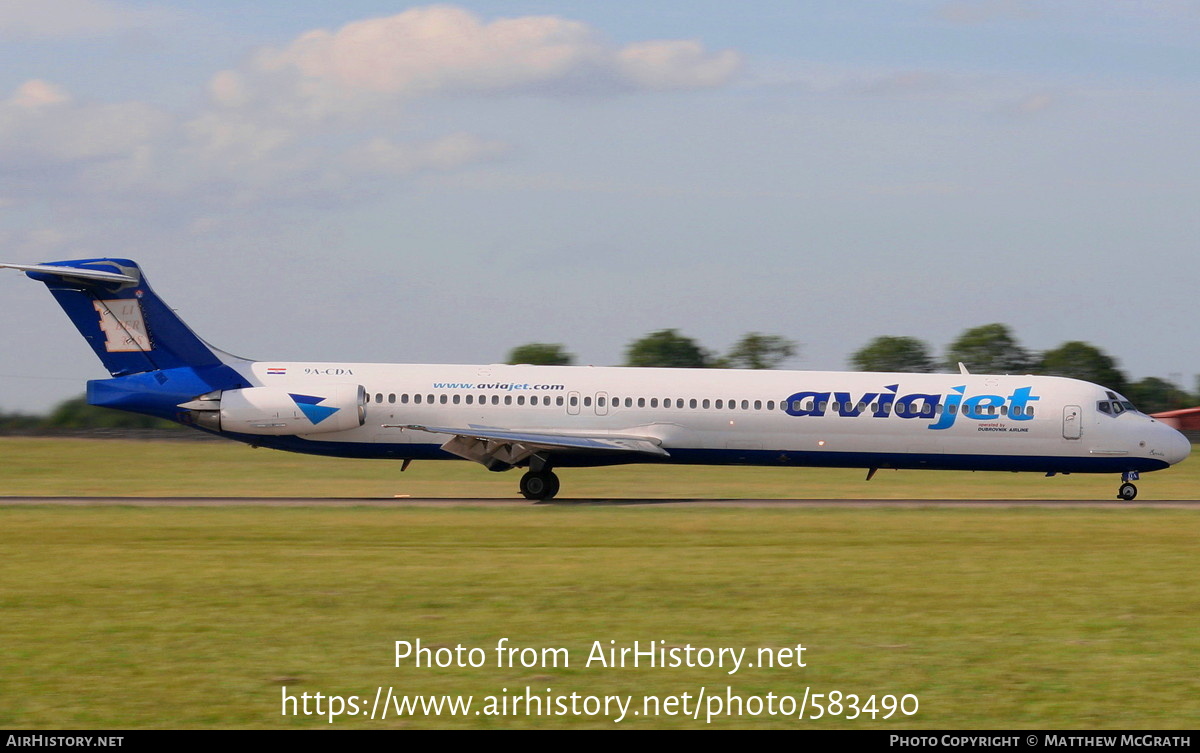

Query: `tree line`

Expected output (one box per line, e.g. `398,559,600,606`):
0,323,1189,429
0,396,179,431
508,323,1193,414
510,331,799,370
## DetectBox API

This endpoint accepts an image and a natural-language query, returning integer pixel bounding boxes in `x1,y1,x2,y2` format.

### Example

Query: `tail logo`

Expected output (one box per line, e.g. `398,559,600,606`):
93,299,151,352
289,393,339,425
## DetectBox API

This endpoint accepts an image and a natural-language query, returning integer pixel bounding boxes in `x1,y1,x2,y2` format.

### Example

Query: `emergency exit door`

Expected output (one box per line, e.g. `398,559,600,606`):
1063,405,1082,439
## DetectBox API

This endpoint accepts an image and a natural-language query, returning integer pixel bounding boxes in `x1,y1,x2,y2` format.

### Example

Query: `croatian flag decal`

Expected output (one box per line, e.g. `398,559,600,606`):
267,367,287,375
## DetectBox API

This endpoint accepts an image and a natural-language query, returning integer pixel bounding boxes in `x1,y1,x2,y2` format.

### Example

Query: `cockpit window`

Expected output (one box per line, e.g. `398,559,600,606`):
1098,391,1141,417
1097,399,1134,416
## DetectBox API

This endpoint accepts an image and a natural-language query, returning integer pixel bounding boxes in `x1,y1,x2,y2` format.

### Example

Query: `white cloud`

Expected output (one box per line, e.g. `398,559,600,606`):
234,5,741,109
253,7,603,96
1012,92,1056,115
207,70,250,109
0,81,171,165
617,40,742,90
0,5,742,219
9,79,71,107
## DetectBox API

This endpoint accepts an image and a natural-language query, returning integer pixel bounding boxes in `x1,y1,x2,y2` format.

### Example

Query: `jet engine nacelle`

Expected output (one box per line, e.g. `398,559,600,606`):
183,384,366,436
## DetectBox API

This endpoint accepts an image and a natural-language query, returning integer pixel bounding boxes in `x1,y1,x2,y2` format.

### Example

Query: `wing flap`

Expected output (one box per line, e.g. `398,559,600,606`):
396,424,669,467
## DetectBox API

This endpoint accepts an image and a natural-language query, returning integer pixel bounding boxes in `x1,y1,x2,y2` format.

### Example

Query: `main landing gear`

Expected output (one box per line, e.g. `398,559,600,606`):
1117,471,1139,501
519,470,560,501
519,453,560,501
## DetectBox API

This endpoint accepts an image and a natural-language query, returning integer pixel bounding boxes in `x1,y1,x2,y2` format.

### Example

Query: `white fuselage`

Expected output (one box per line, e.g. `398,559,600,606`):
228,361,1190,474
14,257,1187,500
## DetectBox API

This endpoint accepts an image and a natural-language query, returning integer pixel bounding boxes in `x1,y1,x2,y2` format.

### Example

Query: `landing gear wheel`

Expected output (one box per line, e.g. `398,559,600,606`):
520,470,560,501
1117,482,1137,501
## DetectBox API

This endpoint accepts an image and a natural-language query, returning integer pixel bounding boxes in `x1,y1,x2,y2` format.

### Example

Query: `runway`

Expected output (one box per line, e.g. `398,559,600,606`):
1,496,1198,508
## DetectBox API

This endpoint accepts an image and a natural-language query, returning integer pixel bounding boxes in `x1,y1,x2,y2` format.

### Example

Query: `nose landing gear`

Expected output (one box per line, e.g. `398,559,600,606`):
1117,471,1139,501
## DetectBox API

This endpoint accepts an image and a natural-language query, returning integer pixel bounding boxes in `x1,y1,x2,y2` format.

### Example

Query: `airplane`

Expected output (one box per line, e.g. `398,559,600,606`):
1,258,1190,501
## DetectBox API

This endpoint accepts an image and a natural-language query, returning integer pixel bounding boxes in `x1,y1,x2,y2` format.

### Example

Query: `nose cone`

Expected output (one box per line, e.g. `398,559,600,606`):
1146,419,1193,467
1162,424,1192,466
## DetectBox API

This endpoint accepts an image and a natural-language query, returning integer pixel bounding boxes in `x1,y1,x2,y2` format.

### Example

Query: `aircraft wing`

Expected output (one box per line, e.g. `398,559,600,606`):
396,423,669,468
403,424,670,456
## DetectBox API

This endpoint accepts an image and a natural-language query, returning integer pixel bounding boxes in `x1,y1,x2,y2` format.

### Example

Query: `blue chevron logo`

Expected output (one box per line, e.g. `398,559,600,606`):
289,393,339,425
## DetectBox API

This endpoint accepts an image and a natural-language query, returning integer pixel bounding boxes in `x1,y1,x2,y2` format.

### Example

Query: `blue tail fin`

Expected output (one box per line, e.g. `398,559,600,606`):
5,258,225,376
3,258,250,421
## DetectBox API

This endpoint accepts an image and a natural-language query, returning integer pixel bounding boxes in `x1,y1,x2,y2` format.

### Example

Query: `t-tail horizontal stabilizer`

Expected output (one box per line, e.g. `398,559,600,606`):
0,262,137,285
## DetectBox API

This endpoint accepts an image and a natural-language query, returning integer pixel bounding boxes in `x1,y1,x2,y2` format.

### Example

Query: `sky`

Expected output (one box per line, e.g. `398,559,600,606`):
1,0,1198,413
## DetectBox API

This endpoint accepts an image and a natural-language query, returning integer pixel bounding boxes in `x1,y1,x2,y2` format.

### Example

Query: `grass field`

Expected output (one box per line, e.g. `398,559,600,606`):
0,437,1197,729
